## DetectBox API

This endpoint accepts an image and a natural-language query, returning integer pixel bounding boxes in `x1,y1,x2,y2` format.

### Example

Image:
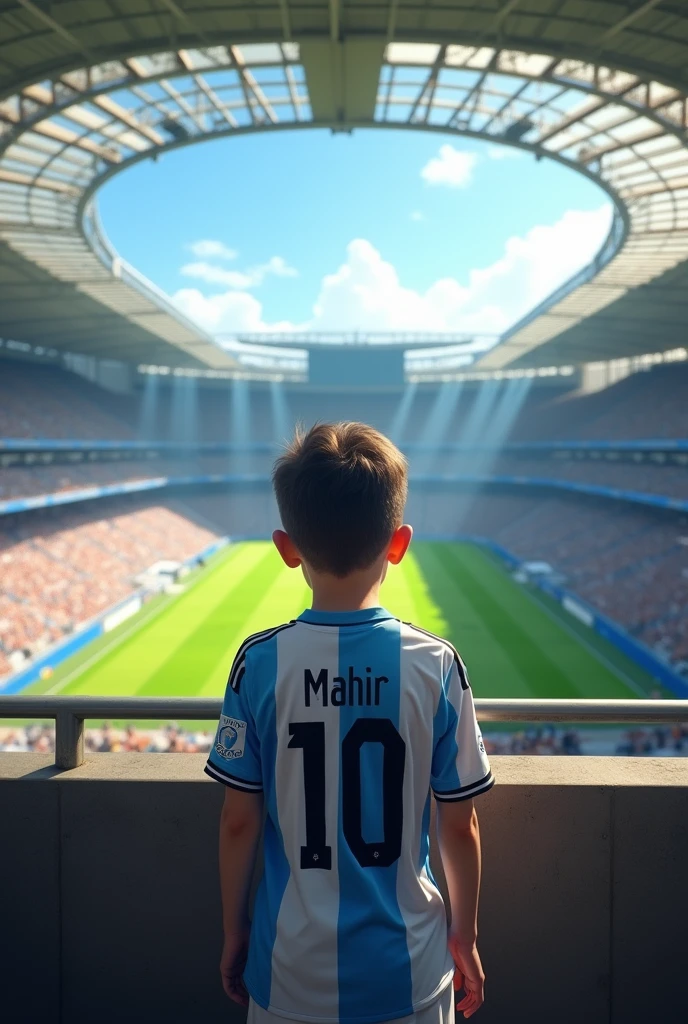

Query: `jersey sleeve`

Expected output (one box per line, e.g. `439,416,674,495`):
431,653,494,802
204,644,263,793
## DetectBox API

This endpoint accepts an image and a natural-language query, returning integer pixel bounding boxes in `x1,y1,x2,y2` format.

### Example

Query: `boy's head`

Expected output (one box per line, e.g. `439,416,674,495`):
272,421,409,578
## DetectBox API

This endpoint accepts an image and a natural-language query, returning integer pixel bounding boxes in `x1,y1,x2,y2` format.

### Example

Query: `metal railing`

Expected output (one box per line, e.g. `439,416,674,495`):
1,696,687,770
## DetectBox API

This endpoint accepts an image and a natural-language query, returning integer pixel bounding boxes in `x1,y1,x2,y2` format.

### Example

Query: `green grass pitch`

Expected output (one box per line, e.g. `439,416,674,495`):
32,540,656,703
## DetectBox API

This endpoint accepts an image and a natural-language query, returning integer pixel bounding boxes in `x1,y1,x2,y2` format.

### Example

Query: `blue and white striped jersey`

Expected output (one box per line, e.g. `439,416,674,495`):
205,606,494,1024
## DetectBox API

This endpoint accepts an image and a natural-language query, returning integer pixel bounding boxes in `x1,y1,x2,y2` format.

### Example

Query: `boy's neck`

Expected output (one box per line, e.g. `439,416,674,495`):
309,577,382,614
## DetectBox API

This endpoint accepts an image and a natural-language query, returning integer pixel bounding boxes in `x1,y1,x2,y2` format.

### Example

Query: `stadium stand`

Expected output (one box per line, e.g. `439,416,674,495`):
0,721,214,755
1,449,686,506
0,455,251,502
0,362,136,439
510,364,688,442
405,491,688,672
488,459,688,500
3,358,687,447
0,500,218,676
3,715,687,758
1,358,687,681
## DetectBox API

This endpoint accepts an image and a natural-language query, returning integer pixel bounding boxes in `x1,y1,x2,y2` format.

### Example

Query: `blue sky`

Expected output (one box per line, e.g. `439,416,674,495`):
99,128,611,337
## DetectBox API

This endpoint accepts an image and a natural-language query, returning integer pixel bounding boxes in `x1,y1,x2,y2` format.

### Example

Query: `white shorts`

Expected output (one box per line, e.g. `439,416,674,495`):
246,982,456,1024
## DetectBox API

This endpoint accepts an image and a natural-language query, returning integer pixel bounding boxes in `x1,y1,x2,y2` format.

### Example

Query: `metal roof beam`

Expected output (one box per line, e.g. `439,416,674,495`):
15,0,96,65
386,0,401,40
598,0,667,45
157,0,211,48
230,46,277,124
178,51,238,129
92,93,165,146
447,53,499,130
282,56,301,121
29,119,120,163
278,0,292,41
493,0,524,31
157,75,206,133
329,0,340,42
408,46,447,124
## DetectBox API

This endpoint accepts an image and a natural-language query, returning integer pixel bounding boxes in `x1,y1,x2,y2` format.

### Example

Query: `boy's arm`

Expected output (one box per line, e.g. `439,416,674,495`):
218,785,264,1005
436,796,481,944
436,797,484,1020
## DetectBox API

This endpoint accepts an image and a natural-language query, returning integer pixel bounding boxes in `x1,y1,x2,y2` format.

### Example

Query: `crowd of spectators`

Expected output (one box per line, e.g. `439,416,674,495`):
2,450,685,507
0,501,218,679
451,493,688,672
3,720,686,756
1,355,686,683
3,355,687,449
0,454,260,503
509,363,688,441
0,362,136,439
490,456,688,500
483,723,688,755
0,722,214,754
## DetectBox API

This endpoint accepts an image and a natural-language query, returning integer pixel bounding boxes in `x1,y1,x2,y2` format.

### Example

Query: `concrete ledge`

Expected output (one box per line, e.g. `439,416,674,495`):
1,753,686,1024
3,751,688,785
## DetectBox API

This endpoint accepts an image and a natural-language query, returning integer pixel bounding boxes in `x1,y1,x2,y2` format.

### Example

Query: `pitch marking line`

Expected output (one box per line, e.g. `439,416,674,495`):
44,595,176,696
523,584,648,699
44,546,241,696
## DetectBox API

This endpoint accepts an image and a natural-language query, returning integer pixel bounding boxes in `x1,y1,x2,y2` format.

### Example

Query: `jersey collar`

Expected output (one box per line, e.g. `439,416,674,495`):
297,606,396,627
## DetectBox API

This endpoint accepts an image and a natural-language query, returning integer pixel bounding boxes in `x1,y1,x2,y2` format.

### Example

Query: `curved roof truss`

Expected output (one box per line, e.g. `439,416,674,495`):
0,4,688,368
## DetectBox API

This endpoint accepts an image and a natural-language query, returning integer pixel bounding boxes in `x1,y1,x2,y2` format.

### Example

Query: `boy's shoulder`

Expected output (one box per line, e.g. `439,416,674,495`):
229,620,298,692
400,621,469,690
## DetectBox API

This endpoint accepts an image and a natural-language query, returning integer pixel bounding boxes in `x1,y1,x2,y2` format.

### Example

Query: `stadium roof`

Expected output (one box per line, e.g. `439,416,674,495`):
0,1,687,370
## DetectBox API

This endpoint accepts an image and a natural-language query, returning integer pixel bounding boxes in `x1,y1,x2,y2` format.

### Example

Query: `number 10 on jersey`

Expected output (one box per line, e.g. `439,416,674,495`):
288,717,406,870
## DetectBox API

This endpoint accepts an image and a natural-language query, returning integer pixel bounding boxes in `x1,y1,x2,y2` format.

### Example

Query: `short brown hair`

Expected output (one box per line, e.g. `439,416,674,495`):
273,422,408,577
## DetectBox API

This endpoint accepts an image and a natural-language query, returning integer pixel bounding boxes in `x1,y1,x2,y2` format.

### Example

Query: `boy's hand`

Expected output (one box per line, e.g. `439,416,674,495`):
220,928,251,1006
449,933,485,1019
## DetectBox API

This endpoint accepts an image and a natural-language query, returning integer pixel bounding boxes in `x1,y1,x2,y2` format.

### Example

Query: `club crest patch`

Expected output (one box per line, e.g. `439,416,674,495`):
215,715,247,760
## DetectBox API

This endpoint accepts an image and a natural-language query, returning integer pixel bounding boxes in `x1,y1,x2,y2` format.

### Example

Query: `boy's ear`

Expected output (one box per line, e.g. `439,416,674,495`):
272,529,303,569
387,524,413,566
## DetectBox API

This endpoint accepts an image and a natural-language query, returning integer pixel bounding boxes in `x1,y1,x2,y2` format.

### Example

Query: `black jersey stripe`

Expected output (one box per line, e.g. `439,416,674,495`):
204,764,264,792
433,770,493,798
402,621,470,690
228,620,297,692
433,774,495,803
298,616,397,628
204,760,263,790
228,620,295,689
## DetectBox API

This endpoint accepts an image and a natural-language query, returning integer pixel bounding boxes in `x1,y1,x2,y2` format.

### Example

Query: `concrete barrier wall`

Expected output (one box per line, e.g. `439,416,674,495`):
1,754,686,1024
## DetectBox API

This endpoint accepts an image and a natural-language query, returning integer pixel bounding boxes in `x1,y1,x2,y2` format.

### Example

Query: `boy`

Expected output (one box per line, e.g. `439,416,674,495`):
205,422,494,1024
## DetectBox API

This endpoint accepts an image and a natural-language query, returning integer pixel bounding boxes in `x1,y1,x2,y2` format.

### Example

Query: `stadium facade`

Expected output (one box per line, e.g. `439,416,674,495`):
0,0,688,372
1,1,687,691
2,10,688,1023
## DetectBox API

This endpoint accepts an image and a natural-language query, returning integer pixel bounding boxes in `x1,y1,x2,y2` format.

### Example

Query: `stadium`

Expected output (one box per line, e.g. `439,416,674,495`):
0,2,687,1022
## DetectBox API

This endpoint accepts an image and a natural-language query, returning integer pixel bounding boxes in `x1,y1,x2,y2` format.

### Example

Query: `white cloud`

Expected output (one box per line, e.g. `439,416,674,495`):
410,210,426,222
173,287,299,334
421,145,478,188
181,262,255,289
180,255,298,290
487,145,525,161
189,239,237,260
173,205,612,336
262,255,298,279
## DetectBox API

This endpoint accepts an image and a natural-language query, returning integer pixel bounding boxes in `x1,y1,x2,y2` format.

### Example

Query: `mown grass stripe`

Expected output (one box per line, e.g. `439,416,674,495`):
62,543,262,696
39,539,652,707
439,543,589,699
382,553,428,628
197,565,313,697
136,545,281,696
441,544,633,699
411,543,535,698
460,544,640,699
